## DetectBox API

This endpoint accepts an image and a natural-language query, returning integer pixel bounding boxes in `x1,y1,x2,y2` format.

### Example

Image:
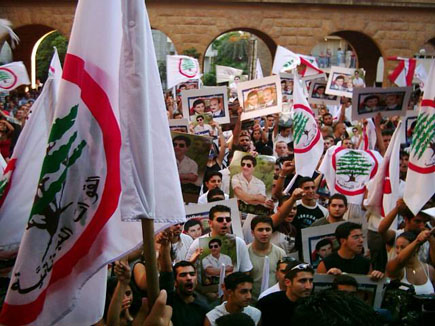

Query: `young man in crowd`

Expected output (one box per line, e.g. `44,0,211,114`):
258,257,295,299
198,171,229,204
256,260,314,324
311,193,348,226
184,219,203,240
168,222,194,262
247,216,285,301
204,273,261,326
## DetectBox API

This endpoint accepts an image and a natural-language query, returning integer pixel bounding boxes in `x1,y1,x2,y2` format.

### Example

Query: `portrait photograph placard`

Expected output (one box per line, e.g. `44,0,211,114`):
181,86,230,124
326,66,365,98
169,118,189,134
309,80,340,106
351,86,412,121
402,110,418,145
313,274,386,309
237,75,282,121
184,198,243,239
280,73,294,102
176,79,200,94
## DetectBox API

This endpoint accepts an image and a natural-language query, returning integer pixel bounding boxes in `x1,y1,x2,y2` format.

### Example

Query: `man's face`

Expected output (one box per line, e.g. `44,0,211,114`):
281,127,292,137
343,229,364,254
169,223,183,237
275,142,288,157
196,116,204,126
241,159,255,178
342,139,353,149
187,224,202,239
318,244,332,258
328,199,347,219
405,215,426,232
15,109,25,119
324,138,333,150
173,139,188,156
206,175,222,190
276,263,288,288
366,98,378,108
209,241,222,257
400,156,409,174
385,95,398,106
210,211,231,236
266,116,275,127
210,99,220,112
285,271,314,300
263,89,273,102
336,123,346,136
248,94,258,107
175,266,197,296
335,78,344,87
382,134,392,148
323,114,332,126
239,136,251,151
194,103,205,113
229,282,253,308
316,87,325,95
252,222,272,244
301,181,316,201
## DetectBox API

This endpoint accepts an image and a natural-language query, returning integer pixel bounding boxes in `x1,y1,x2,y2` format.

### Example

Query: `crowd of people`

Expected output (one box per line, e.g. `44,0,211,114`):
0,68,433,326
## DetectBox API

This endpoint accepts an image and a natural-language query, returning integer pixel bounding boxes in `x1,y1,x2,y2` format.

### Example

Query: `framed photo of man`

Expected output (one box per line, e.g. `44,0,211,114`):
171,132,212,203
181,87,229,125
313,274,386,309
351,87,412,121
280,73,294,103
229,150,275,215
237,75,282,121
326,66,365,98
309,81,340,106
176,80,200,94
169,118,189,134
402,110,419,145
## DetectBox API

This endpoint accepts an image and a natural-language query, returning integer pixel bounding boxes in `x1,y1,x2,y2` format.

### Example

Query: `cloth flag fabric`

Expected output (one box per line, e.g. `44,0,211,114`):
260,255,270,294
388,57,417,87
272,46,301,75
404,61,435,215
166,54,200,89
365,121,402,217
298,54,323,78
216,65,243,83
0,0,185,325
255,58,263,79
319,146,382,205
292,71,323,177
415,62,428,92
0,61,30,91
48,47,62,91
359,118,376,151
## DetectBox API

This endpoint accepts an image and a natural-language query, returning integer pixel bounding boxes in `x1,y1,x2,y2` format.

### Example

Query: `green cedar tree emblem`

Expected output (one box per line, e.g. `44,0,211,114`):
293,112,309,145
410,112,435,160
336,150,371,183
27,105,87,261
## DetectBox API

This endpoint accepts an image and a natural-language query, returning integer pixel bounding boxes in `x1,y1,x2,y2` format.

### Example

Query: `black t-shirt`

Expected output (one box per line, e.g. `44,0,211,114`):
256,291,297,325
323,251,371,275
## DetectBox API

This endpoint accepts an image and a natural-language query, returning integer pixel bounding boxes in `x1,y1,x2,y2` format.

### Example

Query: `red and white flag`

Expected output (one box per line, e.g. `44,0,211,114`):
0,0,185,325
272,46,323,77
365,121,402,218
388,57,417,87
319,146,382,205
0,61,30,91
404,61,435,215
166,54,201,89
299,54,323,78
292,70,323,177
359,118,377,151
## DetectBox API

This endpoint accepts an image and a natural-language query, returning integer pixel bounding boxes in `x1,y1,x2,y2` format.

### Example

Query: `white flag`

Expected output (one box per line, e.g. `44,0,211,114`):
366,121,402,217
216,65,243,83
0,0,184,325
272,46,301,75
359,119,377,151
0,61,30,91
166,54,201,89
255,58,263,79
404,61,435,215
298,54,323,78
260,255,270,294
388,57,416,87
293,71,323,177
48,47,62,95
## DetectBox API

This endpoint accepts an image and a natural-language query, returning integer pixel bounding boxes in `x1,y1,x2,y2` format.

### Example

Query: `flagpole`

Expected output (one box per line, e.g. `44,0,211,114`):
141,219,160,308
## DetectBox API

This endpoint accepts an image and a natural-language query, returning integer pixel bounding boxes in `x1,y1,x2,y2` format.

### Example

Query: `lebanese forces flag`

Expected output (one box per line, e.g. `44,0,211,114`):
0,0,185,325
404,61,435,215
320,146,382,205
166,54,201,89
365,121,402,218
388,57,417,87
292,70,323,177
272,45,323,77
0,61,30,92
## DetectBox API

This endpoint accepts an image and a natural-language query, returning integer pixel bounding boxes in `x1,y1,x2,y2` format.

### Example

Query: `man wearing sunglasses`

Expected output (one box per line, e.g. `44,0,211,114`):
256,260,314,325
202,238,234,281
258,256,295,300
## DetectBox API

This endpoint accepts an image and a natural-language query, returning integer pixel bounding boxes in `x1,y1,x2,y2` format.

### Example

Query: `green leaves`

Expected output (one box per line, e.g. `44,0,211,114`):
293,112,309,145
411,112,435,160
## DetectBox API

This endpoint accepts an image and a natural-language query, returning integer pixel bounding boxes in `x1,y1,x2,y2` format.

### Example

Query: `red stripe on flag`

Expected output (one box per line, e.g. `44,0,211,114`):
0,158,17,209
0,53,122,324
421,99,435,108
408,161,435,174
388,60,405,84
406,59,416,86
293,104,321,154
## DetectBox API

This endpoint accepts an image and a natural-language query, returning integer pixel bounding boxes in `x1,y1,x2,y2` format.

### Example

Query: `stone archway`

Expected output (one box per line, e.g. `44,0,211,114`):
329,31,382,86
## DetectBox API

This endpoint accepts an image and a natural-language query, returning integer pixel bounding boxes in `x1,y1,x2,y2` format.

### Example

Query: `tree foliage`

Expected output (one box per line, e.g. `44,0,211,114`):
36,31,68,83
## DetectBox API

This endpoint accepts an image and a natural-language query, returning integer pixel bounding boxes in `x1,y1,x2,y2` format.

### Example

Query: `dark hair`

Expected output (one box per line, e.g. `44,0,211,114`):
209,205,231,220
400,150,409,159
332,274,358,290
335,222,362,243
298,176,314,188
363,95,379,104
204,171,222,183
278,194,291,207
329,193,347,207
173,135,191,147
207,188,225,202
335,75,345,81
322,112,332,118
209,238,222,248
241,154,257,167
184,219,202,232
196,115,204,121
381,129,394,137
173,260,196,278
216,313,255,326
285,260,314,281
250,216,273,231
192,99,205,108
315,238,333,252
398,204,415,221
291,290,381,326
224,272,253,291
397,231,418,244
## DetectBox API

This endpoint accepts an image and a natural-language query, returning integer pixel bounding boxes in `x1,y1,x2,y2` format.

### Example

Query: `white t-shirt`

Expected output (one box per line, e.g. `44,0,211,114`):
177,155,199,186
187,234,253,273
202,253,233,271
172,233,194,262
206,302,261,326
258,282,280,300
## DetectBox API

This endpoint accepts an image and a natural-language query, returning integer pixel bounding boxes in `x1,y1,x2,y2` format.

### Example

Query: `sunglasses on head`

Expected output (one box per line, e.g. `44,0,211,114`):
241,162,253,168
215,217,231,223
290,263,312,271
278,256,297,265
